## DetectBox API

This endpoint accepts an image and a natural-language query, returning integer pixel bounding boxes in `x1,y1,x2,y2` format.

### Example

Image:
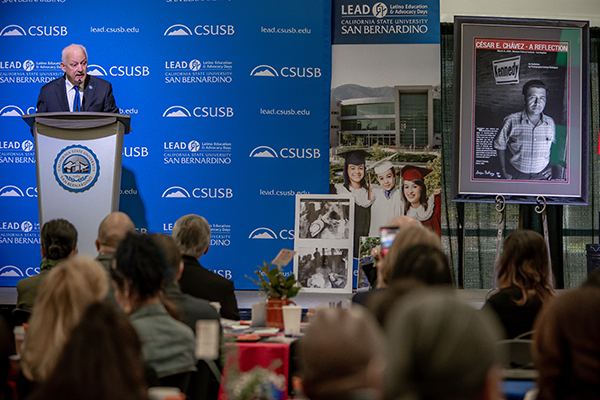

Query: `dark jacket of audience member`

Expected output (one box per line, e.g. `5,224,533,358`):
0,316,13,400
28,301,151,400
172,214,240,320
16,219,77,313
483,230,554,338
533,286,600,400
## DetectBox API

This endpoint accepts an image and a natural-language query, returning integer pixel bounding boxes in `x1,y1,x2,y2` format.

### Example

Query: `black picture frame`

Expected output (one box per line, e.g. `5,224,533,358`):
451,16,589,205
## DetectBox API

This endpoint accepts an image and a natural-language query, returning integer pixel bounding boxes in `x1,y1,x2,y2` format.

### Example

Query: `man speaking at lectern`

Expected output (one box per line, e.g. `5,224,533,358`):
36,44,119,113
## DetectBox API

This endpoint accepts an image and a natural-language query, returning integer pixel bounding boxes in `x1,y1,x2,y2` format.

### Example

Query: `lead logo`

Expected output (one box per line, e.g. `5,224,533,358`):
53,145,100,193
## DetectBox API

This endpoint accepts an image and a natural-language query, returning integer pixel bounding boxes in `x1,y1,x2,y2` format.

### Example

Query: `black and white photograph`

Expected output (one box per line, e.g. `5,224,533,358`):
298,198,351,240
473,42,568,182
296,247,350,291
452,17,589,205
295,194,354,293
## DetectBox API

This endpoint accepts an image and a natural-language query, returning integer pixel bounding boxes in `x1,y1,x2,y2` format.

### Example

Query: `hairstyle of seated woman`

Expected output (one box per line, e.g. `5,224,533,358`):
20,256,108,385
28,302,150,400
533,286,600,400
366,244,453,327
111,232,195,379
381,225,441,287
483,229,554,338
41,218,78,260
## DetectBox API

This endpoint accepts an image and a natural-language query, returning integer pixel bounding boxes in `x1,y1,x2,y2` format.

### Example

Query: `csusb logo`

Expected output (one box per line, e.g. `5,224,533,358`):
0,266,24,278
0,24,68,37
249,227,295,240
250,65,321,78
164,24,235,36
87,64,149,77
249,145,321,159
0,106,25,117
0,185,37,198
162,186,233,199
162,106,234,118
53,145,100,193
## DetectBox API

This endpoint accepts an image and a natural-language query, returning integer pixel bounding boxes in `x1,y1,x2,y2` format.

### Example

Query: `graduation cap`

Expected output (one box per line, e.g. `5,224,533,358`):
373,160,394,175
337,149,373,165
400,164,432,181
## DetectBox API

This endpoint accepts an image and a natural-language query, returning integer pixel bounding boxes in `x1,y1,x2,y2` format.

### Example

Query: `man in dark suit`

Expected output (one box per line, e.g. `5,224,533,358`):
36,44,119,113
172,214,240,321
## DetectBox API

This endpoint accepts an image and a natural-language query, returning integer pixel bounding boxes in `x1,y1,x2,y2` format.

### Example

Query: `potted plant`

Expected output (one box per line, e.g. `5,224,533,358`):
248,262,300,328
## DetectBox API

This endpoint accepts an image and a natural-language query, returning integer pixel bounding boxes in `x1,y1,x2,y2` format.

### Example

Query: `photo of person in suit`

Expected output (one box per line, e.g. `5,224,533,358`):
36,44,119,113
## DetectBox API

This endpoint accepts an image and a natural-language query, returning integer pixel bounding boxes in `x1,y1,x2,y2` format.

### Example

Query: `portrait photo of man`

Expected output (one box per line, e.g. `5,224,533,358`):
493,79,556,180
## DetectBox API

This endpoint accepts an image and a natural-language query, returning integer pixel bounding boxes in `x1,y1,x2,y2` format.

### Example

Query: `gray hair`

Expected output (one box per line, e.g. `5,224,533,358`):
61,44,87,64
171,214,210,259
385,289,504,400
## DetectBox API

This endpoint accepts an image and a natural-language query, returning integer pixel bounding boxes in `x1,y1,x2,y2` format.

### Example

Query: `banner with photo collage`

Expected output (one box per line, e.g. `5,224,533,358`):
0,0,332,288
330,0,440,290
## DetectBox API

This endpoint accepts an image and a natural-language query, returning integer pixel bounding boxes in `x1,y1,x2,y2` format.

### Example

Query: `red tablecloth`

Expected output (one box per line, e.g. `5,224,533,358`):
218,342,291,400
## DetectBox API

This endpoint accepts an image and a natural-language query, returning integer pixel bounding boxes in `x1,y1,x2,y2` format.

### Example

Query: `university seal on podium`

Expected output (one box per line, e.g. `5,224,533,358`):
53,145,100,193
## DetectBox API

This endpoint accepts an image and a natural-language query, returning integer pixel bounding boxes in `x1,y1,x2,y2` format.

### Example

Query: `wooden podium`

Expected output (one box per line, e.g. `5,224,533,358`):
22,112,130,257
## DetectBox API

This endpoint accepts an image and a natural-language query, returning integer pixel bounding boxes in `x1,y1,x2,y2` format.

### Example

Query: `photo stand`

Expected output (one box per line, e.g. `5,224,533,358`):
488,194,554,299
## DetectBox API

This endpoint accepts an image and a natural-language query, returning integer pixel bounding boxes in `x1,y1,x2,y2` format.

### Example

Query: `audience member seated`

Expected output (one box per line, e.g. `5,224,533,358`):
16,219,77,314
361,216,422,288
111,232,196,380
172,214,240,320
28,302,151,400
18,256,108,398
531,284,600,400
95,211,136,307
385,289,505,400
366,243,453,326
151,233,220,331
151,233,223,400
353,224,441,306
0,315,13,400
298,307,386,400
483,230,554,338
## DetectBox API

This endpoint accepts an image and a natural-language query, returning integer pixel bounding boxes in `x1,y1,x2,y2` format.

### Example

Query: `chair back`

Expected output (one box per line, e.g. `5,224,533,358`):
158,371,192,394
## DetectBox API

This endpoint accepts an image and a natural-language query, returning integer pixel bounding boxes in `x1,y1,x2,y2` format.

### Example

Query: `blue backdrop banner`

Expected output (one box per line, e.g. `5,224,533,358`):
0,0,332,289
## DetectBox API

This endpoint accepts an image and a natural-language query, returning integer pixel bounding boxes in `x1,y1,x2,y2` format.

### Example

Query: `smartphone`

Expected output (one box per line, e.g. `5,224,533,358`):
380,227,399,258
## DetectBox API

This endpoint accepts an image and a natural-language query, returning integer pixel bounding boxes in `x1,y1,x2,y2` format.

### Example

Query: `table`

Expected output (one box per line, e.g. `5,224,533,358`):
218,341,292,400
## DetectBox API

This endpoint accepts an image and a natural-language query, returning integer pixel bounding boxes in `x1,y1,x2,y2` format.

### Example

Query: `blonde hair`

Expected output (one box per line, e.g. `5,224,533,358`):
381,225,441,285
21,256,108,382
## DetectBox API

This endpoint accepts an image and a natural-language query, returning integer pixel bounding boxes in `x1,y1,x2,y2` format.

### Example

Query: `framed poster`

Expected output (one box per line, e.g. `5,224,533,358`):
294,195,353,293
451,16,589,205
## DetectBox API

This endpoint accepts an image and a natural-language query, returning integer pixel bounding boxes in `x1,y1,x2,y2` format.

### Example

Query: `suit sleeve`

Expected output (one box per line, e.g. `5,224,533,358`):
36,88,48,113
103,82,120,113
220,280,240,321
